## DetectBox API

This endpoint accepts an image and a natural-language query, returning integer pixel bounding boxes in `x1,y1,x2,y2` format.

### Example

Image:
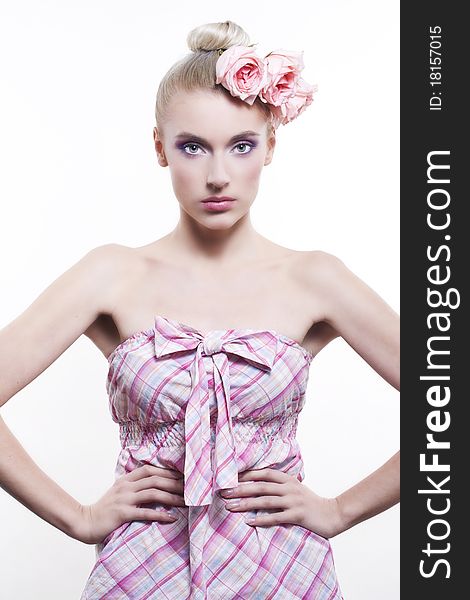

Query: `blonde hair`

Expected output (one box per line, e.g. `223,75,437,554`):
155,20,275,136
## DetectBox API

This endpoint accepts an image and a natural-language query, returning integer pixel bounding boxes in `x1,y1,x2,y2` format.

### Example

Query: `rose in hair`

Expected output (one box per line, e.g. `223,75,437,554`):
215,46,268,106
270,78,318,126
259,50,305,107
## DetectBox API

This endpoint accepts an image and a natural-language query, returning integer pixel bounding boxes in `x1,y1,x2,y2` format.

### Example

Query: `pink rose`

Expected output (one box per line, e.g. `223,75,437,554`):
216,45,268,106
259,50,305,107
270,78,318,127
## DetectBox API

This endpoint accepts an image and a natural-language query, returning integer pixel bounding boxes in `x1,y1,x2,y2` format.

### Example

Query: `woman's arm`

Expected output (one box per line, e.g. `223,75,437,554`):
308,250,400,534
0,245,117,539
335,451,399,534
310,251,399,392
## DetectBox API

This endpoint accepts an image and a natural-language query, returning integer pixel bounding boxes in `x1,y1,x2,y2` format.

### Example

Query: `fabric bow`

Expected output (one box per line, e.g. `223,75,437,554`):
153,315,278,506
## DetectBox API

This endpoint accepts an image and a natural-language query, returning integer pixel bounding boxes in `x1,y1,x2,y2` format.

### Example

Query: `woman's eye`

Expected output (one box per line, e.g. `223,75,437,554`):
234,142,253,154
183,143,202,155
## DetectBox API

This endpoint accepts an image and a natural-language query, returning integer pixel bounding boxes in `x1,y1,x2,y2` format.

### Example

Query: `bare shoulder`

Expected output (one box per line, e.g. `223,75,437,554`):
289,250,348,307
296,249,386,321
86,242,132,268
84,243,139,309
296,249,346,279
282,250,347,346
297,249,400,389
0,242,132,407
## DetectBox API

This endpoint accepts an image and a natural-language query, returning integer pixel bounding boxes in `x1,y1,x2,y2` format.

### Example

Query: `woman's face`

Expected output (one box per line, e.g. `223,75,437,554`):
153,89,276,229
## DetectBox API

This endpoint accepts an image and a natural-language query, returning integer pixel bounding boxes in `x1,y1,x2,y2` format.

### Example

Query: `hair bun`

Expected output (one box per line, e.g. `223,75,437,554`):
187,20,251,53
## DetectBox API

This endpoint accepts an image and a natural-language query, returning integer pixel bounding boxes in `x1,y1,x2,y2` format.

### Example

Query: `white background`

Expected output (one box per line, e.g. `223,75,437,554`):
0,1,399,598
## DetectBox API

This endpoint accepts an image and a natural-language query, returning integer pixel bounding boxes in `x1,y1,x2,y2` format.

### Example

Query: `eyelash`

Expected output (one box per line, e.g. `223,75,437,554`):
179,141,256,157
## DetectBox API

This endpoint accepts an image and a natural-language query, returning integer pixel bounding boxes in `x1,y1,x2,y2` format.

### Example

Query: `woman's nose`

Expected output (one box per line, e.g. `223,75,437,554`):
206,155,230,188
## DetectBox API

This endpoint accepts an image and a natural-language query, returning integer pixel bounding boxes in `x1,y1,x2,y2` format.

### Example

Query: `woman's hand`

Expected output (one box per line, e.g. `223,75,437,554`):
219,468,344,539
76,465,186,545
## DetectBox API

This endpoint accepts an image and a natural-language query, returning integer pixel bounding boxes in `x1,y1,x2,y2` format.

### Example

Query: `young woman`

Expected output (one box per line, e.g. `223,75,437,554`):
0,20,399,599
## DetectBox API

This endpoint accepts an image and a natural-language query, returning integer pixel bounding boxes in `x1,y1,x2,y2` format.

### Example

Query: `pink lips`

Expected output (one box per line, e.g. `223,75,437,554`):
201,196,236,212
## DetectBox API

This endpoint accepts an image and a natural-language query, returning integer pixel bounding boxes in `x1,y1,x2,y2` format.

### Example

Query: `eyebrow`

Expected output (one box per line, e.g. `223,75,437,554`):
174,130,261,148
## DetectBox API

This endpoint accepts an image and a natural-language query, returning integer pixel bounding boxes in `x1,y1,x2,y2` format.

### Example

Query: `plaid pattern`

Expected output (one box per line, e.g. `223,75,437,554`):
81,315,343,599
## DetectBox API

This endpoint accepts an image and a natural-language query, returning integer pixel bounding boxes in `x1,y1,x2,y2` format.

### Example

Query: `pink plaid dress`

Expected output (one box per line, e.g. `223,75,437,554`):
81,314,343,599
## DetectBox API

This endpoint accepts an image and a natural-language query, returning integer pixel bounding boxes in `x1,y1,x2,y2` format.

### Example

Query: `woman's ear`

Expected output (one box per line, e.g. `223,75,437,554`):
264,129,276,166
153,127,168,167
